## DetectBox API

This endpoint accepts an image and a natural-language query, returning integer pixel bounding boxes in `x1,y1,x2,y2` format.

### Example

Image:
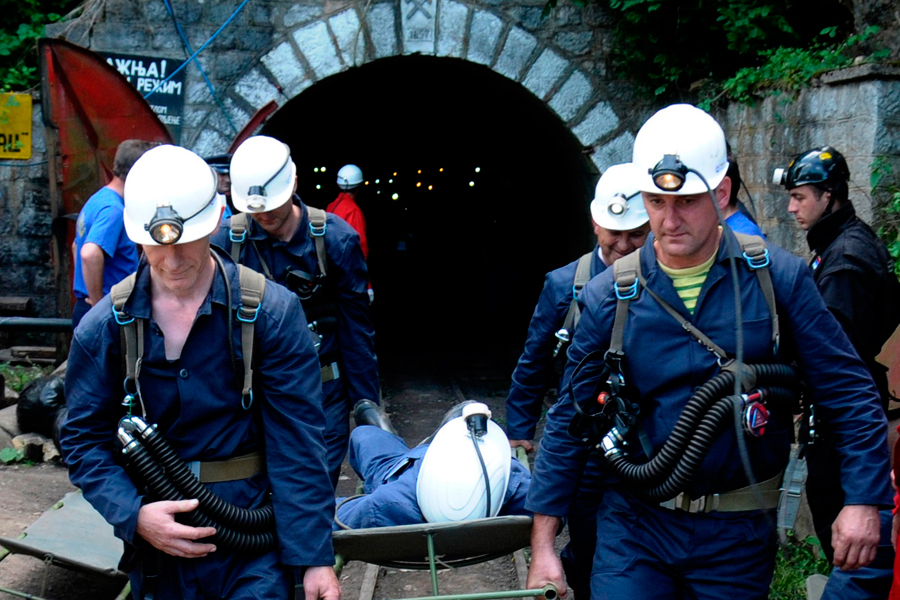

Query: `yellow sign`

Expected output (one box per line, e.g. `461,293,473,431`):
0,93,33,160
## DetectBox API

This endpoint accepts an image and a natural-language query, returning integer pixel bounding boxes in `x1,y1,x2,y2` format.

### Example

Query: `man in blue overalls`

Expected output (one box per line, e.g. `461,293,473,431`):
505,163,650,599
525,104,890,599
62,145,340,599
213,135,379,487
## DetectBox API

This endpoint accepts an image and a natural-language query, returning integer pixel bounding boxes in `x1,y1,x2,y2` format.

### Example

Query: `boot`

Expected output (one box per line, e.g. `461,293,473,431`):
352,399,397,435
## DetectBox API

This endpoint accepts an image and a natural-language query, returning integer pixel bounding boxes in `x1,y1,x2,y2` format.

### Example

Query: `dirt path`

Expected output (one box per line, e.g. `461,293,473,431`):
0,355,563,600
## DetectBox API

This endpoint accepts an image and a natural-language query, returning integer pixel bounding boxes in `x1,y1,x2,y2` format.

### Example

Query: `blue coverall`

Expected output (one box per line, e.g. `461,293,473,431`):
212,198,379,486
506,248,604,600
72,187,139,328
62,251,335,600
527,232,892,599
335,426,532,530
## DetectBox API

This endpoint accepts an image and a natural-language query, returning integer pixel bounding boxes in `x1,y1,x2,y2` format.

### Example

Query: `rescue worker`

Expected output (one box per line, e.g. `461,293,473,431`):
505,163,650,599
205,152,235,218
723,144,764,237
777,146,900,598
328,164,373,303
525,104,890,599
213,136,379,487
72,139,154,328
335,402,530,530
61,145,340,600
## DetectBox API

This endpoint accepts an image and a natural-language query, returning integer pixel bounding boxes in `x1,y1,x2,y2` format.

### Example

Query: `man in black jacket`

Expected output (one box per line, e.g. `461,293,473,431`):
777,145,900,598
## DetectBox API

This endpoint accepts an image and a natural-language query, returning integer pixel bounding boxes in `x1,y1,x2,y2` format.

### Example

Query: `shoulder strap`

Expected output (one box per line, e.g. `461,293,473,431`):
307,206,328,278
110,273,144,396
236,265,267,409
562,252,596,333
610,248,643,356
229,213,249,262
733,232,780,355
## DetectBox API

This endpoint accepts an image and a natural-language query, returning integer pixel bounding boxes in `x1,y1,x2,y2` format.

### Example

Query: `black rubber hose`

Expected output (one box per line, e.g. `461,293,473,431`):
124,442,277,553
138,425,274,531
606,364,798,487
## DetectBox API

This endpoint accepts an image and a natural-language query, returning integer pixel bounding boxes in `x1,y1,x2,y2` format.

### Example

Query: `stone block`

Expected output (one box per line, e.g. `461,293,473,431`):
400,0,436,55
293,21,342,80
522,48,568,100
191,129,229,158
330,9,366,66
548,70,591,122
513,6,544,31
367,3,398,59
572,101,619,146
466,10,504,66
262,41,308,95
234,68,281,109
437,0,468,58
590,131,634,173
554,30,592,56
284,4,324,28
11,433,58,463
186,77,213,105
493,26,536,81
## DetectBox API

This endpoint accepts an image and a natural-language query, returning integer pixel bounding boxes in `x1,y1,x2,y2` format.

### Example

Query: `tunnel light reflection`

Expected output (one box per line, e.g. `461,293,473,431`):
316,184,321,189
375,179,380,184
321,166,327,172
439,168,444,172
314,168,319,173
428,185,433,190
416,182,421,187
475,167,481,173
469,181,475,187
392,193,399,200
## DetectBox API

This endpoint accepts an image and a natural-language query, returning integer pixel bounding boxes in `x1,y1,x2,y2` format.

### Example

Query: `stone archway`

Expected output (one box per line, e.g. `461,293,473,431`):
186,1,641,174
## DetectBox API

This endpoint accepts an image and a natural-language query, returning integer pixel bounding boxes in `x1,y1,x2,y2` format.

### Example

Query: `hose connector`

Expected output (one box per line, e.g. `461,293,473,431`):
601,426,625,459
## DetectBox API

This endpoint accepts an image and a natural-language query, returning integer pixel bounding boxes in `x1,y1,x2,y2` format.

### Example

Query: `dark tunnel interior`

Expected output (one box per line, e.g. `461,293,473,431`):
262,55,598,370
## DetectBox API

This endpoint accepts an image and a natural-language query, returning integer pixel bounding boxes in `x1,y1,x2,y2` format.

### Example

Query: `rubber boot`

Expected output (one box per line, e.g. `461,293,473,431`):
352,399,397,435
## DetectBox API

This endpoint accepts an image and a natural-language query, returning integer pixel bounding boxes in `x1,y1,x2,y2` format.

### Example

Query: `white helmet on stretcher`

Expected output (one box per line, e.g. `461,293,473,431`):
591,163,649,231
416,403,511,523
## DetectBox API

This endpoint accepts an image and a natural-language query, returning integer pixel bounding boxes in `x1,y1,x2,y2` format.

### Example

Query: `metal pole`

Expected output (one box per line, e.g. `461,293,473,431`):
0,317,72,332
400,584,558,600
427,533,439,597
0,585,52,600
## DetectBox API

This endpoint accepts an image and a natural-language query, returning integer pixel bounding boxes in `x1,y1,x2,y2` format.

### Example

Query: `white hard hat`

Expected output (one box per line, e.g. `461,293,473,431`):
590,163,649,231
632,104,729,195
123,145,223,246
337,164,363,190
230,136,297,213
416,402,511,523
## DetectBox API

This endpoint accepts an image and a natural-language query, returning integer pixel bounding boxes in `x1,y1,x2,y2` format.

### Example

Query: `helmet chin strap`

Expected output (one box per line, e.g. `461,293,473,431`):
822,189,837,217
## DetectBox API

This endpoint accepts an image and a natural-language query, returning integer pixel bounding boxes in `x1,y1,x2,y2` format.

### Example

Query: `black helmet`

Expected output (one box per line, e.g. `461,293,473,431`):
773,146,850,196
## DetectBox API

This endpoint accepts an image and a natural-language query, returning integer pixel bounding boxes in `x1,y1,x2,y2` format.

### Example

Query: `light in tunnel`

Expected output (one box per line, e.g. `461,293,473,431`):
392,193,399,200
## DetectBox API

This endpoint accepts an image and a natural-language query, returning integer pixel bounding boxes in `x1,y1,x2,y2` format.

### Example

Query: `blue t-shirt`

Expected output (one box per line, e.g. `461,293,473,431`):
726,210,765,238
73,187,139,298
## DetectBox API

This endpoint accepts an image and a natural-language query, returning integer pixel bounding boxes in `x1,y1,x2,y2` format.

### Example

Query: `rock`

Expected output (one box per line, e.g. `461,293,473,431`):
12,432,58,463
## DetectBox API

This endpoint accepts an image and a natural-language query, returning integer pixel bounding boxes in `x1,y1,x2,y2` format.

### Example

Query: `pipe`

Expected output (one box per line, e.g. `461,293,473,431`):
0,317,72,332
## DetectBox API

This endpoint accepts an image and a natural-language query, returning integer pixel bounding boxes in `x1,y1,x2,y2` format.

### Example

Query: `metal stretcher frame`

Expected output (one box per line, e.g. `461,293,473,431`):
0,490,129,600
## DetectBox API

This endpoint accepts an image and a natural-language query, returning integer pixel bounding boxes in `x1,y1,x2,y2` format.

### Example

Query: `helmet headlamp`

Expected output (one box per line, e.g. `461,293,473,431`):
650,154,690,192
607,194,628,216
145,176,217,245
244,146,291,213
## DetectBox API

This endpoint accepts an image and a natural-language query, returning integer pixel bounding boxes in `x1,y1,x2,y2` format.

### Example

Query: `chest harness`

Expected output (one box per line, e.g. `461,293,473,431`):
567,233,800,508
552,251,594,367
109,252,277,553
230,207,340,384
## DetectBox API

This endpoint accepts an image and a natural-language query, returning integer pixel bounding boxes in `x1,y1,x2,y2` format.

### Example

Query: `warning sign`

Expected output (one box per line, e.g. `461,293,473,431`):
0,93,33,160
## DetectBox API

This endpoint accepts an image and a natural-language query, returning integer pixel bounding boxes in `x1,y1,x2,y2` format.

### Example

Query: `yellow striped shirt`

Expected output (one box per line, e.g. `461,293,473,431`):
658,252,717,315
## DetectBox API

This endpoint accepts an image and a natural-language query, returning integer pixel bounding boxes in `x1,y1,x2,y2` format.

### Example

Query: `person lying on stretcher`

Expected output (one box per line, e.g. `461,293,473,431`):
334,401,531,530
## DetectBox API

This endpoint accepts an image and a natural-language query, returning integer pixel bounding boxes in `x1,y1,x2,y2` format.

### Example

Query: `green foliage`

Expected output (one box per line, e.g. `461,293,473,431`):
716,26,887,106
768,535,831,599
871,157,900,281
0,362,50,393
0,0,81,92
0,446,25,464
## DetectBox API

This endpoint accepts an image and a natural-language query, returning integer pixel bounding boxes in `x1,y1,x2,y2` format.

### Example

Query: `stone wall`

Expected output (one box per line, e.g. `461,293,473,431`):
49,0,648,174
722,65,900,257
0,94,54,319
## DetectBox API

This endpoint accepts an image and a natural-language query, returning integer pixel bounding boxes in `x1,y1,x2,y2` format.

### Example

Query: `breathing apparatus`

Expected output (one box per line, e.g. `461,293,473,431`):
123,145,225,246
773,145,850,217
568,104,798,505
416,403,511,523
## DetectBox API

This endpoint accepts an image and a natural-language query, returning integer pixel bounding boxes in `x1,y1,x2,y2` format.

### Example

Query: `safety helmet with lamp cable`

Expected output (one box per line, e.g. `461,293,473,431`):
123,145,224,246
568,104,798,515
416,402,512,523
230,135,297,214
772,145,850,217
336,164,364,190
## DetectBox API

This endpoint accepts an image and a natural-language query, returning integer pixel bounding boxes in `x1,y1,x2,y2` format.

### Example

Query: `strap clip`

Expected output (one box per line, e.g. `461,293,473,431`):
237,304,260,323
309,221,327,237
615,279,639,300
229,229,247,243
112,305,135,325
742,248,770,270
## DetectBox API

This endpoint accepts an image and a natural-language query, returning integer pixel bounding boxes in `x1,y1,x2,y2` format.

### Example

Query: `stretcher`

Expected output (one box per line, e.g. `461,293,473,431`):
0,490,128,600
331,447,557,600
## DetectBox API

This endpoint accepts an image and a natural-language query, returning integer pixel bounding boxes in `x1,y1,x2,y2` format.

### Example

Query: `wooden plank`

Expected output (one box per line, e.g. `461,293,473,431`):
0,297,32,313
10,346,57,359
359,563,380,600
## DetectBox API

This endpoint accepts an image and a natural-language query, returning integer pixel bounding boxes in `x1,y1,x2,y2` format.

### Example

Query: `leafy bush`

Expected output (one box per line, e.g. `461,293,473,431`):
0,362,51,393
769,535,831,600
872,157,900,281
0,0,81,92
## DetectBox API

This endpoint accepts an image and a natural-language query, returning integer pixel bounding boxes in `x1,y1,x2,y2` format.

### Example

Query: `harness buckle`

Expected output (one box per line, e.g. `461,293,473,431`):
615,280,639,300
229,229,247,243
309,221,327,237
742,248,770,270
237,305,260,323
112,305,135,325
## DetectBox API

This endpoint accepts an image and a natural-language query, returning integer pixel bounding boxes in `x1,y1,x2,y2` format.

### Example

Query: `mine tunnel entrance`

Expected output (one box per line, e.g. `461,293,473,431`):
262,55,596,372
